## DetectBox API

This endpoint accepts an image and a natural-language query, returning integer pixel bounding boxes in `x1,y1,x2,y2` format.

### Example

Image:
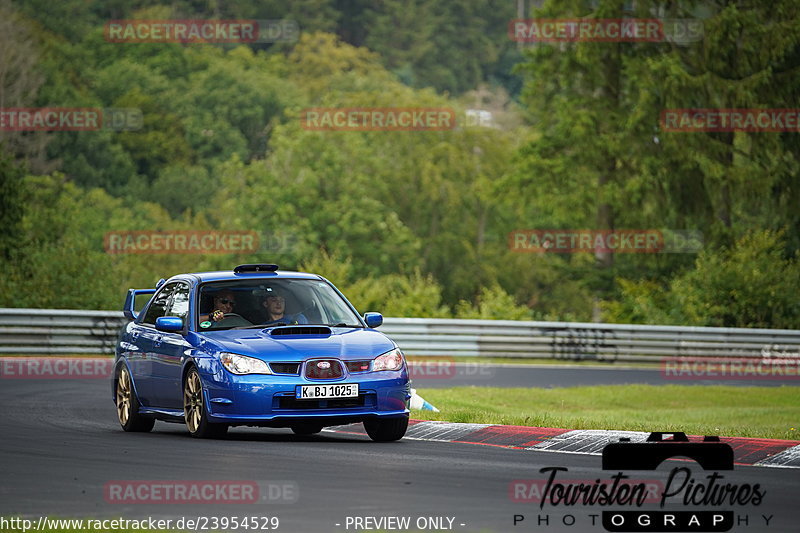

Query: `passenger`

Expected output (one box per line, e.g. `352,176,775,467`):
200,290,236,323
262,289,308,325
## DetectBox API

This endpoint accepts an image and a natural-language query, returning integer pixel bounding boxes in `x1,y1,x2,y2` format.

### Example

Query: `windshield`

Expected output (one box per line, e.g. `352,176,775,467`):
196,278,361,331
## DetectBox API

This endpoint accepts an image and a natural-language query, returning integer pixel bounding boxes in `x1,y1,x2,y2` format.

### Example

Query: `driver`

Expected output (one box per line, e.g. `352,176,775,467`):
200,290,236,323
262,288,308,325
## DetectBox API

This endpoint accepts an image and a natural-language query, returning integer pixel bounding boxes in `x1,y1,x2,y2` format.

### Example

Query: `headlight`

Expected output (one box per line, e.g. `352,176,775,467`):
373,348,404,372
220,352,272,375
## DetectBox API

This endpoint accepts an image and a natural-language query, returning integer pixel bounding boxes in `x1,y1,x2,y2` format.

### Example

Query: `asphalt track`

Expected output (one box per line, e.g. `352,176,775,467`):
1,379,799,533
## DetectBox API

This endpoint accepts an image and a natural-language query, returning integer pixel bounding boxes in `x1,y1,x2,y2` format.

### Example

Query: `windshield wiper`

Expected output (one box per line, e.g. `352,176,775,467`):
331,323,364,328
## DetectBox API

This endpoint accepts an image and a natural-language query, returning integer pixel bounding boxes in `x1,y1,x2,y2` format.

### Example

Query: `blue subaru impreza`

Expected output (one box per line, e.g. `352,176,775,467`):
112,264,410,441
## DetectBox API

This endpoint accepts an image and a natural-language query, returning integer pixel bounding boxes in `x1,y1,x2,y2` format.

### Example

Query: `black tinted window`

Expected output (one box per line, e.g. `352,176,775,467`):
197,279,360,330
141,283,178,325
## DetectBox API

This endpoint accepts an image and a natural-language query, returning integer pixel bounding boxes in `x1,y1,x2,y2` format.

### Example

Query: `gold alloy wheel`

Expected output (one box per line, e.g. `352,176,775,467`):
116,367,131,426
184,370,203,433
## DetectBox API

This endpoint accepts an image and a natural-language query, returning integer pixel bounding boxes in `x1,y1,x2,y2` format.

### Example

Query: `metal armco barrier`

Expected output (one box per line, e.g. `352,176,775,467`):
0,309,127,355
1,308,799,363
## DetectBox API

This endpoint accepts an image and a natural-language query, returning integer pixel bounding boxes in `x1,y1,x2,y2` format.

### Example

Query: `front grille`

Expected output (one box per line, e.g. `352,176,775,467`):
345,360,371,373
305,359,343,380
278,395,367,409
270,362,300,375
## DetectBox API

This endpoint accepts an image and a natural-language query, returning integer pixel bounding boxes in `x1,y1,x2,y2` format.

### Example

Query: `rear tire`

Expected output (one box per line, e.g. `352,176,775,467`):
184,367,228,439
115,365,155,432
291,424,324,436
363,416,408,442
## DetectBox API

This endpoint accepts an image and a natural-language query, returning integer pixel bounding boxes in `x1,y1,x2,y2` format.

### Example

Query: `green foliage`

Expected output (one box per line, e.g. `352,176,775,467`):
299,251,449,318
360,0,519,95
0,150,25,260
454,285,532,321
286,31,394,101
348,271,450,318
605,231,800,329
671,231,800,328
2,1,798,329
150,165,215,215
0,172,221,309
508,0,800,324
0,173,121,309
601,278,680,326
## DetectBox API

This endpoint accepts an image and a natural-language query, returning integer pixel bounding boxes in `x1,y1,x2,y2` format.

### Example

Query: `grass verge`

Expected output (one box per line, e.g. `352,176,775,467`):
411,385,800,440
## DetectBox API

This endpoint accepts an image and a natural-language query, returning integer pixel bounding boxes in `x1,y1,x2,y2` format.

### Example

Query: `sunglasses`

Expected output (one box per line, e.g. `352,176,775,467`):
216,298,235,305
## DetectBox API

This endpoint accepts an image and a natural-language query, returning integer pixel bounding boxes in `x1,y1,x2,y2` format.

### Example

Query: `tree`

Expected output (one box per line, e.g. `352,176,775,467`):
0,150,25,260
605,230,800,329
0,1,50,171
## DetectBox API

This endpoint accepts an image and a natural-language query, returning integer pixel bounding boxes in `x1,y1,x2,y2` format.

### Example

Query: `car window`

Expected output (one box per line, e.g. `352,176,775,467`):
140,282,179,325
167,283,190,320
197,279,361,330
314,283,358,325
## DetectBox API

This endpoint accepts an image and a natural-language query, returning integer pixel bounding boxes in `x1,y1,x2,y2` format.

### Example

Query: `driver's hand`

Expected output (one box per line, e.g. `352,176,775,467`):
211,310,224,322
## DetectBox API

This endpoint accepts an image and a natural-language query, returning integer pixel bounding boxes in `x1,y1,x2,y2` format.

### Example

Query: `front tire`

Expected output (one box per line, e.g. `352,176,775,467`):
363,416,408,442
115,365,155,432
184,367,228,439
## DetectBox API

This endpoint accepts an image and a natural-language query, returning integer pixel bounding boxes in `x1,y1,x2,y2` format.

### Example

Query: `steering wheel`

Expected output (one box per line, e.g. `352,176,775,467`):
208,312,243,322
213,313,253,328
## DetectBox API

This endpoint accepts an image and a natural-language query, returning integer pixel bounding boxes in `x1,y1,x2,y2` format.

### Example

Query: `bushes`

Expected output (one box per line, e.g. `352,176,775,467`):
605,230,800,329
300,251,529,319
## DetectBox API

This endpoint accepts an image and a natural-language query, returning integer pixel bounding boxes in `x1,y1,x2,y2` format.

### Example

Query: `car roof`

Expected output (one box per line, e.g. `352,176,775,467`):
171,269,324,284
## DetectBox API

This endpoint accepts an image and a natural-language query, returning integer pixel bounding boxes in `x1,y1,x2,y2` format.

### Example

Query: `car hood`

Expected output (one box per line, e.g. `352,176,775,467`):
198,327,396,361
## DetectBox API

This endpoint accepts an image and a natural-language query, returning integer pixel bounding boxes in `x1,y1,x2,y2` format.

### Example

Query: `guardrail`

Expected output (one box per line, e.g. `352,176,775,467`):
1,308,799,362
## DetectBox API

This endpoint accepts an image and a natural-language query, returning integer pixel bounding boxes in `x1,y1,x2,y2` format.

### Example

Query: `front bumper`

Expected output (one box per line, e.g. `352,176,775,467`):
200,368,411,426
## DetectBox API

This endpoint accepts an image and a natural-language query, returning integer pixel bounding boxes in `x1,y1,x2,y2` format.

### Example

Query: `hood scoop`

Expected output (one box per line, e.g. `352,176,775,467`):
270,326,332,336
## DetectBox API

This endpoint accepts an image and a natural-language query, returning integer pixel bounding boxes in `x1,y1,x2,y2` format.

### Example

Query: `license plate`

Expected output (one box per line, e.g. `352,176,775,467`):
297,383,359,399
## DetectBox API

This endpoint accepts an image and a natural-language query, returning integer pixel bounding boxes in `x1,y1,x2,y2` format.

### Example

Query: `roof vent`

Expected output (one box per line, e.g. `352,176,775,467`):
234,264,279,273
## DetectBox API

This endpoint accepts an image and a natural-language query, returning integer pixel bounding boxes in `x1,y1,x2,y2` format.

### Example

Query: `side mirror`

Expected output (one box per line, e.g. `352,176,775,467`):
363,312,383,328
155,316,184,333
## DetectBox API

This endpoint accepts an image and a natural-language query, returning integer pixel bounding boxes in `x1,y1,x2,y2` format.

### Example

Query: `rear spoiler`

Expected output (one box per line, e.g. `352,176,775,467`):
124,288,157,320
